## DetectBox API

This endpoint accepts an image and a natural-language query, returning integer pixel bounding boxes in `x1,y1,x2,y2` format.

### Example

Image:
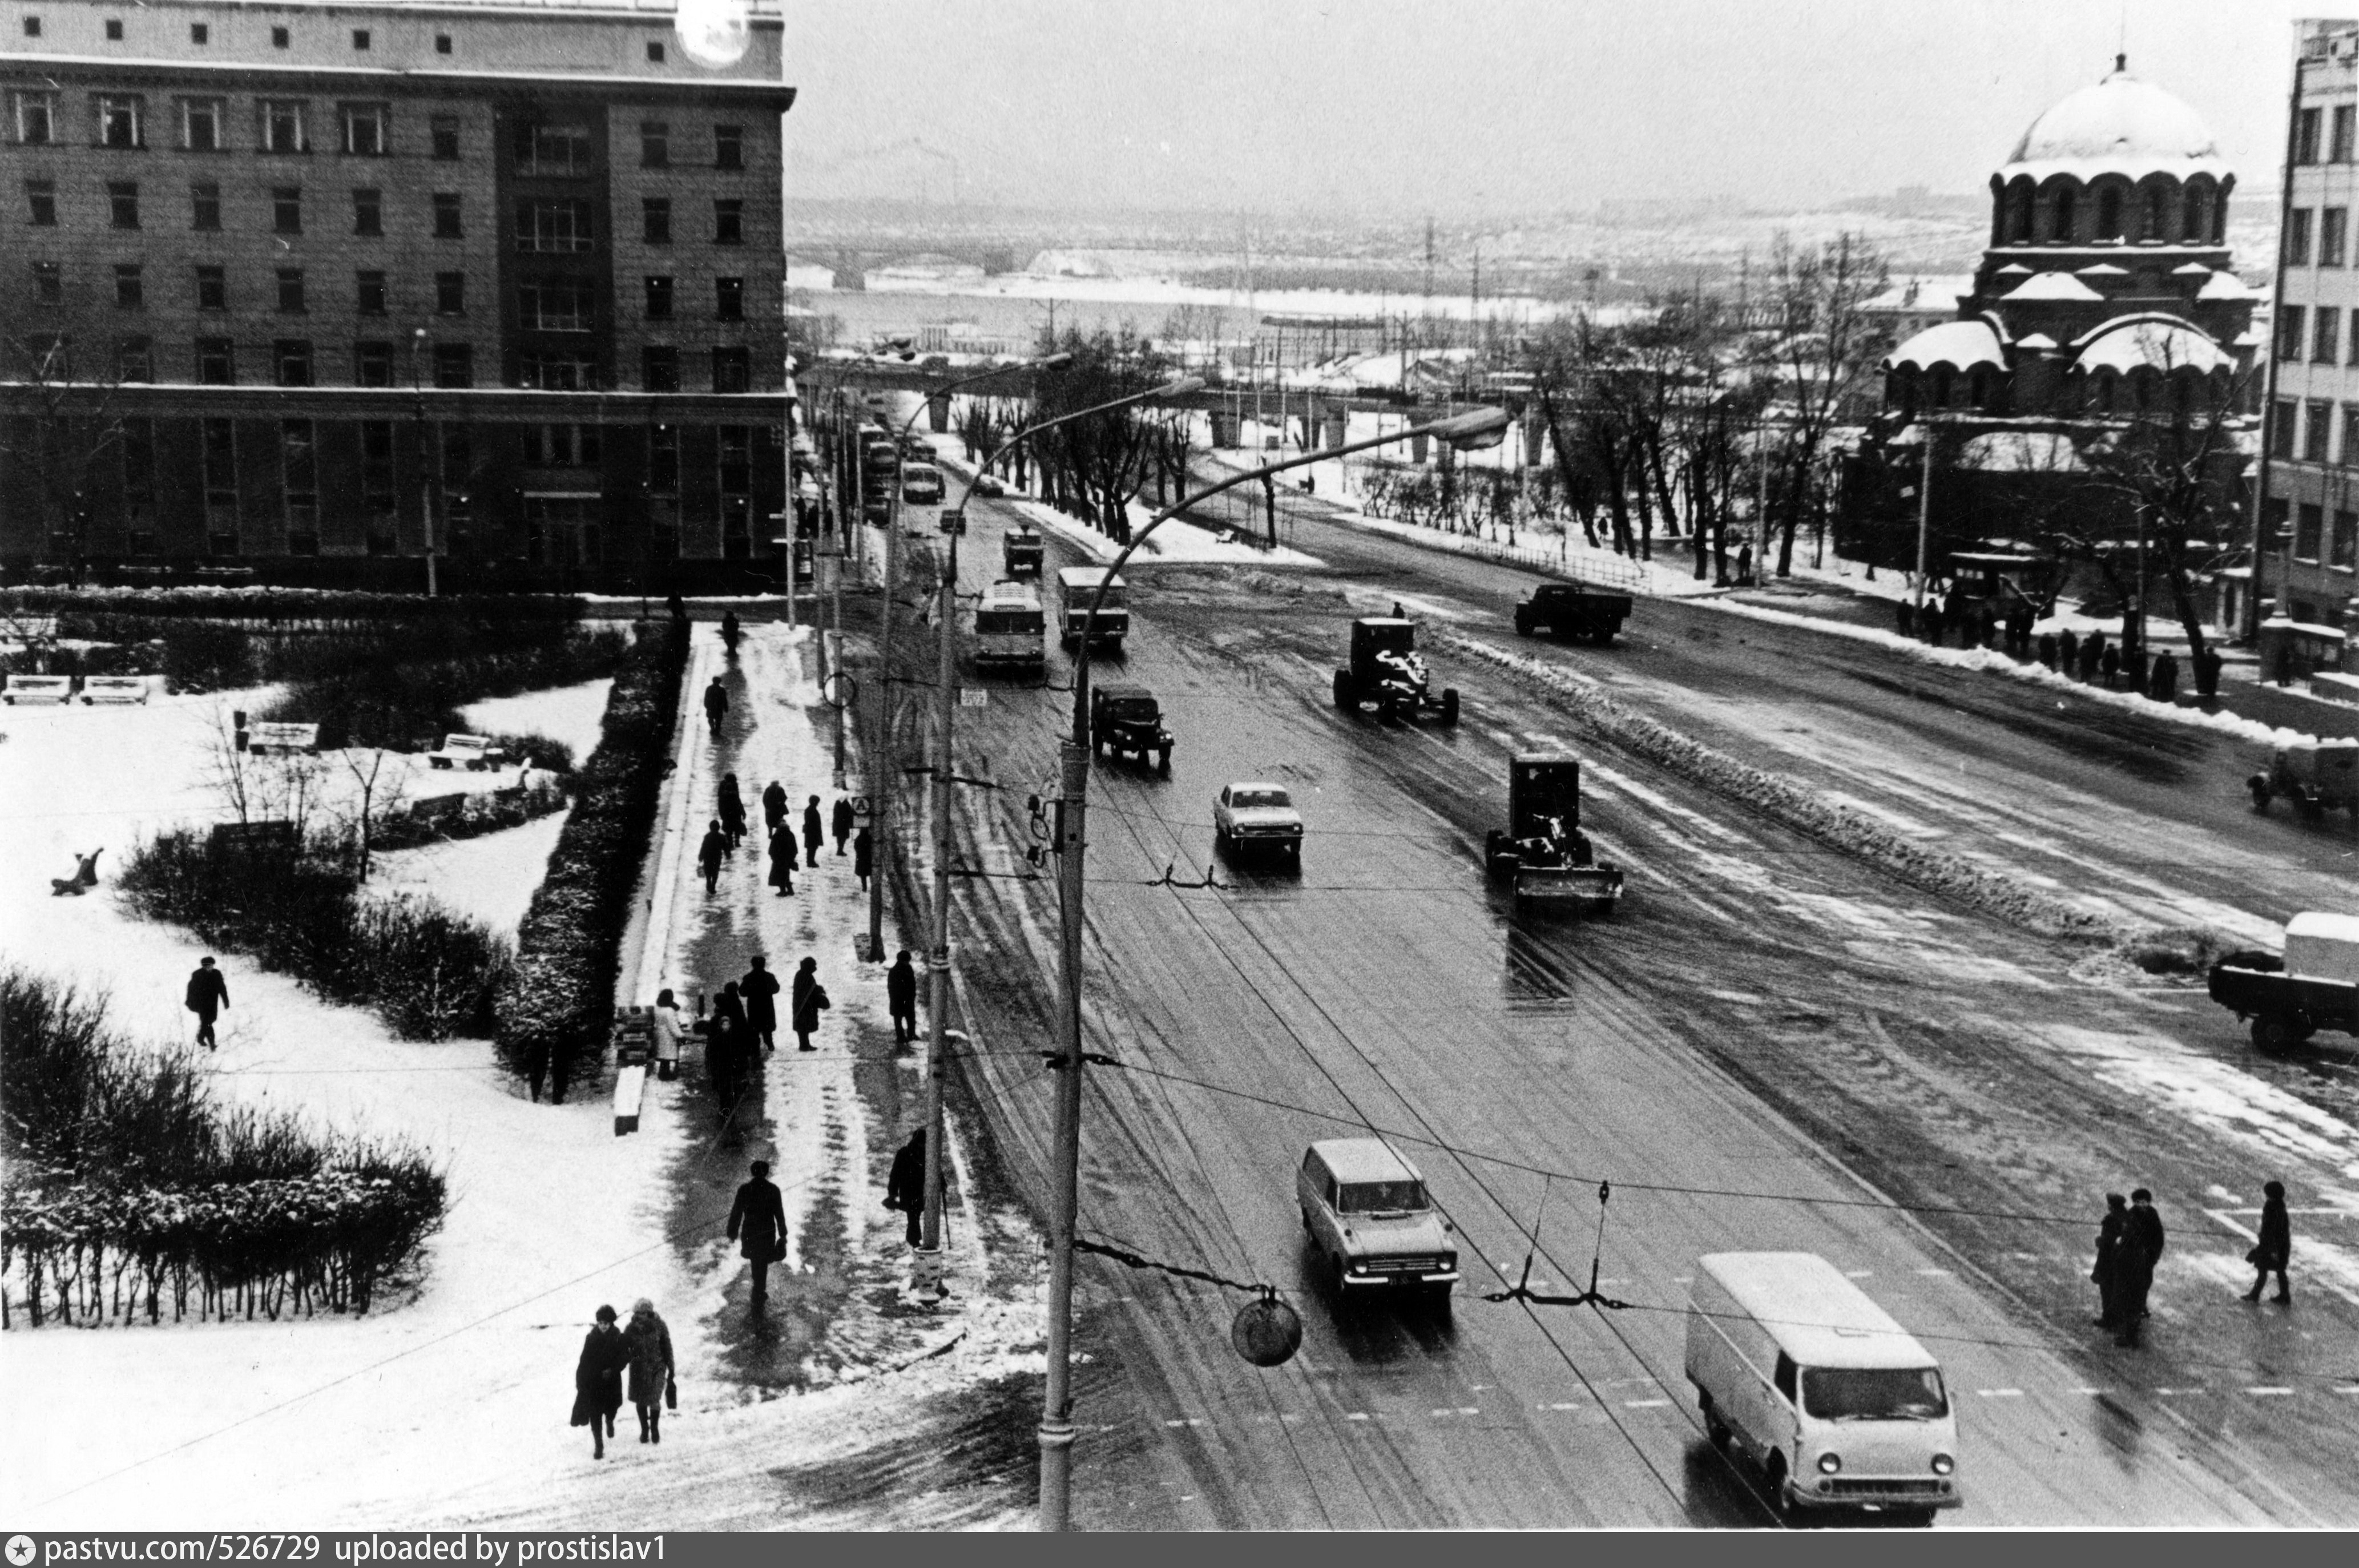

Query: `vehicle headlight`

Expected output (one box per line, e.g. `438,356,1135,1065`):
1931,1454,1954,1476
1441,1252,1458,1272
1817,1453,1841,1475
1348,1260,1368,1274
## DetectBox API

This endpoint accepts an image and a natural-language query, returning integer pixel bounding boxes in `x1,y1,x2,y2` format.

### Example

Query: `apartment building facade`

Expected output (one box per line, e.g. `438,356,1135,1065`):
0,0,795,591
2261,20,2359,629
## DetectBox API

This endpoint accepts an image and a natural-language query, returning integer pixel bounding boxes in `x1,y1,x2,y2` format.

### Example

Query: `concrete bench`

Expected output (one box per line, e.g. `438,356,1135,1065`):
209,819,300,856
246,721,321,755
79,675,150,705
612,1006,656,1135
406,791,471,824
427,733,509,771
2,675,74,705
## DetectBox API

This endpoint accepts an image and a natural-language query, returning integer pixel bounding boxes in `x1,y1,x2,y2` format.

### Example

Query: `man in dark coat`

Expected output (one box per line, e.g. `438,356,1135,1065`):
767,823,797,897
703,676,728,737
853,825,874,890
2090,1192,2127,1328
802,795,825,865
884,1128,928,1247
886,949,920,1048
1895,599,1915,638
2115,1187,2166,1347
2149,650,2179,704
2058,627,2080,678
2124,644,2150,696
791,957,828,1051
726,1159,788,1310
2243,1179,2292,1304
2099,642,2121,690
186,956,229,1050
741,955,781,1054
718,773,747,849
571,1304,628,1458
2037,632,2058,671
761,779,788,835
2078,631,2105,683
832,796,856,856
697,819,729,895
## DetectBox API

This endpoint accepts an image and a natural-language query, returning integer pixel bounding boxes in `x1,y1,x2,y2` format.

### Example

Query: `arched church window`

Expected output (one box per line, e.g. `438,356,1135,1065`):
2184,184,2211,243
2010,184,2034,243
2052,184,2077,242
2142,184,2169,243
2210,190,2227,244
1929,365,1954,406
2097,186,2123,239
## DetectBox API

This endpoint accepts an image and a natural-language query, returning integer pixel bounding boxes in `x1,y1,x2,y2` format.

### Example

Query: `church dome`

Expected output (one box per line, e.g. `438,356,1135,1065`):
2003,59,2225,176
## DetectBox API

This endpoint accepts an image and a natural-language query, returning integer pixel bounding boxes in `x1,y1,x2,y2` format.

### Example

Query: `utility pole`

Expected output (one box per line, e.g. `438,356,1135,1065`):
2251,46,2306,640
866,405,895,964
916,506,962,1295
1913,421,1934,607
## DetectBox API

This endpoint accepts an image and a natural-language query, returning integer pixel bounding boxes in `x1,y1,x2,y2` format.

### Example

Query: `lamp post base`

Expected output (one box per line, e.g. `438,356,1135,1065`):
907,1245,950,1304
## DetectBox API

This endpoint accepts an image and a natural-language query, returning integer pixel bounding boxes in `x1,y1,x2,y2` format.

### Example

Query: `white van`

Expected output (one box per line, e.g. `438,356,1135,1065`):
973,581,1046,670
1685,1252,1961,1522
1056,566,1128,651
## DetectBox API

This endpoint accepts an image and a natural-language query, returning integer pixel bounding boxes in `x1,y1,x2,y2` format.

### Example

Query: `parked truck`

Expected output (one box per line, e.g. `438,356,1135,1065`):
1514,581,1634,645
2208,912,2359,1052
1483,755,1624,912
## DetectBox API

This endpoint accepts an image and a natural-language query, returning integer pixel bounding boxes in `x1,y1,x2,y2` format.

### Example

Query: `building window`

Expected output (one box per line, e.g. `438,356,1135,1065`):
27,178,57,225
352,29,370,50
99,96,143,148
346,187,381,236
118,337,151,382
2095,185,2122,239
342,104,386,156
2277,306,2307,364
356,269,386,315
14,90,55,144
121,417,156,551
2297,501,2325,561
191,23,207,45
436,34,452,55
715,276,744,321
109,181,140,228
432,117,460,160
2006,184,2031,243
2272,397,2297,459
517,123,590,176
104,18,122,41
2333,509,2358,570
643,197,671,244
195,264,224,310
196,336,235,385
354,340,393,386
2326,208,2348,268
712,346,749,393
284,420,318,553
2306,400,2334,462
261,100,307,154
33,260,61,301
277,267,306,313
2290,208,2314,267
273,186,301,233
202,418,237,554
640,122,668,168
519,277,595,332
644,275,674,320
181,97,221,151
2051,184,2075,241
2184,184,2212,244
275,340,312,387
648,424,680,492
517,198,594,252
647,39,666,64
2319,308,2344,364
2344,407,2359,464
272,26,289,49
435,271,466,315
643,345,679,391
430,192,463,237
2336,105,2357,163
714,126,743,170
2298,106,2324,165
2140,184,2167,243
519,353,596,390
714,198,743,244
525,424,601,466
23,17,39,37
433,344,473,388
114,263,142,308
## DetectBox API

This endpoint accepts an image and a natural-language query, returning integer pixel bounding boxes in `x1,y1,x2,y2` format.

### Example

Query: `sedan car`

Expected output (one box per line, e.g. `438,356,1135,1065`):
1214,782,1304,862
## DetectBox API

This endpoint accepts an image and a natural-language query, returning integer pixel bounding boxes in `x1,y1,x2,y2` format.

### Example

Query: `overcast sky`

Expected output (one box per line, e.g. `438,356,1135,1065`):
782,0,2342,217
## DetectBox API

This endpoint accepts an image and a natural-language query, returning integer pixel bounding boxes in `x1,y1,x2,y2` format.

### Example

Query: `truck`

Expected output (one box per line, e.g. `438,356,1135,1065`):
1002,524,1045,577
2248,737,2359,817
1331,618,1458,725
1483,755,1624,912
2208,912,2359,1052
1089,683,1173,772
1513,581,1634,644
1056,566,1128,651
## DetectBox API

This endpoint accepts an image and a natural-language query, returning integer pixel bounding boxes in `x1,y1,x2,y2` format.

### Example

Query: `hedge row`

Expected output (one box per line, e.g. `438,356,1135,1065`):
494,618,688,1102
372,775,572,853
6,586,587,625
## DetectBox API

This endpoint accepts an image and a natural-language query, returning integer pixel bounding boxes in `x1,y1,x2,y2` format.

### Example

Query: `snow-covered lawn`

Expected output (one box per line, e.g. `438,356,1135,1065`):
464,678,611,761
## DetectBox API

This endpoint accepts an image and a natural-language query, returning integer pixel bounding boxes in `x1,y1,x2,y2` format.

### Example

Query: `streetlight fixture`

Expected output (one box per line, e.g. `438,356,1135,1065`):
1034,402,1510,1531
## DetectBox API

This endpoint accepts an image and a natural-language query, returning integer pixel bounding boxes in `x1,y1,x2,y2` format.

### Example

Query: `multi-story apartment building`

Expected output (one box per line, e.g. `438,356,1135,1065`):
2259,20,2359,631
0,0,794,590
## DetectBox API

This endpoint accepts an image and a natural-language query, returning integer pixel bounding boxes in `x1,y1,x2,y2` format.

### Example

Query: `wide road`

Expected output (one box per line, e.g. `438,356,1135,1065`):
873,475,2359,1529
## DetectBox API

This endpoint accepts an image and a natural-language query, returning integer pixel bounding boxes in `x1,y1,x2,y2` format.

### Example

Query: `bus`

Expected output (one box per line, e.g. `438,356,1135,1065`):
974,581,1047,670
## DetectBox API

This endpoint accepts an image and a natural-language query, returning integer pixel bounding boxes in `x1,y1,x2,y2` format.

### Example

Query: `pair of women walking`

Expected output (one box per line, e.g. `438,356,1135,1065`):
570,1299,675,1459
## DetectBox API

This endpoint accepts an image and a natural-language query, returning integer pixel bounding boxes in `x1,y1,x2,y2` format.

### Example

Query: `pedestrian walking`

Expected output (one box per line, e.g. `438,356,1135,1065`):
761,779,788,835
1924,599,1947,646
2099,642,2122,690
767,822,797,896
184,956,229,1051
792,957,829,1052
1896,599,1916,638
2078,631,2105,684
2037,632,2058,670
666,591,687,624
697,819,728,895
2149,650,2179,704
802,796,824,866
2242,1180,2292,1304
887,949,919,1049
741,956,780,1055
2115,1188,2167,1347
720,610,741,653
853,825,874,890
703,676,728,739
718,773,748,849
708,983,749,1116
725,1160,788,1311
885,1128,928,1248
650,988,685,1082
2058,627,2080,678
2090,1192,2127,1328
622,1299,675,1445
1735,541,1754,586
570,1305,628,1460
832,796,855,856
2124,644,2150,696
2195,646,2224,699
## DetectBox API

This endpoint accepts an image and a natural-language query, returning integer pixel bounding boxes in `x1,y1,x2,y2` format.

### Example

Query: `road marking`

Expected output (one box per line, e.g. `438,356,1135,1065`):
2247,1386,2294,1397
1344,1412,1370,1421
1844,1270,1873,1278
1913,1267,1953,1277
1162,1417,1205,1428
1546,1401,1586,1411
1671,1276,1692,1284
2154,1388,2205,1397
2334,1386,2359,1396
2072,1386,2107,1396
1977,1389,2024,1398
1624,1398,1671,1409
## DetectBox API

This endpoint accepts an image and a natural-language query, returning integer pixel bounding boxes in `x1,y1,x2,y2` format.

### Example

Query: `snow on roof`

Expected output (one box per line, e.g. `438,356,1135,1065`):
2076,263,2130,277
1995,263,2034,276
2004,62,2224,171
2002,271,2106,303
1885,319,2005,372
1862,275,1977,314
2198,271,2259,300
2015,332,2060,350
2173,261,2214,276
2075,319,2233,374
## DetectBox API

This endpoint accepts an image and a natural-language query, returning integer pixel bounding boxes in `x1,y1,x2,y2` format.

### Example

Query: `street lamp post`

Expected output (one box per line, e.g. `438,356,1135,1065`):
1034,403,1511,1531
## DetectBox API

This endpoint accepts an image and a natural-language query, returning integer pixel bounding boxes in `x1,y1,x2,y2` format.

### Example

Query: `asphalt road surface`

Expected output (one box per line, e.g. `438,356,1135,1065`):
866,480,2359,1529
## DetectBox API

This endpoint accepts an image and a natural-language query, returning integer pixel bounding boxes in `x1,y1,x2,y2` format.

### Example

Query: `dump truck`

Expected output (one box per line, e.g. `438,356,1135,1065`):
2208,912,2359,1052
1332,618,1459,725
1482,755,1623,912
2248,737,2359,817
1514,582,1634,644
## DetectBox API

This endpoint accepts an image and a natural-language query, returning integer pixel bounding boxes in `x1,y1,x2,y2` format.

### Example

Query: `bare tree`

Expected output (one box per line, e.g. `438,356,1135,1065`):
1028,329,1187,545
0,334,132,577
1755,232,1894,577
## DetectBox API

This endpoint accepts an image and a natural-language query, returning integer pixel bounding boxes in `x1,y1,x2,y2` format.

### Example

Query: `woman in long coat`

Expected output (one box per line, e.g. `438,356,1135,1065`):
2244,1179,2292,1304
650,988,684,1082
570,1304,628,1458
767,822,797,897
791,957,828,1053
622,1298,676,1445
717,773,748,848
852,826,874,890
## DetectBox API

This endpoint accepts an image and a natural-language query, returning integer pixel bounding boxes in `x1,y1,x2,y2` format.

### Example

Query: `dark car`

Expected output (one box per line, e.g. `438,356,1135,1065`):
1090,683,1173,771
